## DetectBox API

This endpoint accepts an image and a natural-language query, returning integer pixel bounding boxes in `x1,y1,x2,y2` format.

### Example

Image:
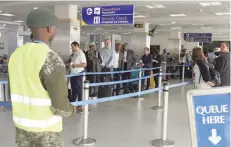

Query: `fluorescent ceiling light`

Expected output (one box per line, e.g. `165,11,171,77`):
118,28,123,30
192,24,204,26
105,32,107,33
34,7,38,9
14,20,24,23
171,22,176,24
0,13,15,16
210,2,221,5
199,2,221,6
215,12,230,15
122,32,131,34
155,5,165,8
225,25,228,27
145,5,165,9
0,10,2,13
146,5,154,9
171,27,181,30
95,27,102,30
200,27,212,29
200,9,203,12
170,14,186,17
134,15,146,18
213,33,222,35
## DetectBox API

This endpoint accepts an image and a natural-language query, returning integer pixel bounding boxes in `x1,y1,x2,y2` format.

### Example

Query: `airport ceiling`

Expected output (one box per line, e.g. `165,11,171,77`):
0,1,230,36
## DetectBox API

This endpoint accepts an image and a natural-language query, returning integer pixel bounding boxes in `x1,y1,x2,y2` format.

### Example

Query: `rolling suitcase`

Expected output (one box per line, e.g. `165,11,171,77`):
98,68,113,98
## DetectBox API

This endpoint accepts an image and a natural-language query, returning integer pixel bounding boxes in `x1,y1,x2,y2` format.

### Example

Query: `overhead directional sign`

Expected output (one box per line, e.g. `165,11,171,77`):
184,33,212,42
81,5,134,26
187,87,231,147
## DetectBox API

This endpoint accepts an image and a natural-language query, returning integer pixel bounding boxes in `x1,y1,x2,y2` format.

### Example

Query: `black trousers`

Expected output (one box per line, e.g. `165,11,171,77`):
142,70,150,90
113,68,121,95
70,75,83,102
88,75,99,97
122,63,132,93
153,69,159,88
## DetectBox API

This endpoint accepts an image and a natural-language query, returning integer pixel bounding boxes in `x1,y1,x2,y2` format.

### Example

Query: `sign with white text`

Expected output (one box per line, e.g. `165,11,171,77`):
187,87,231,147
184,33,212,42
81,5,134,26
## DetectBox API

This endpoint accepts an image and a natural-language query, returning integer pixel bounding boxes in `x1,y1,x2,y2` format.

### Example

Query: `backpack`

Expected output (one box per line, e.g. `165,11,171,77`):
206,63,221,87
199,63,221,87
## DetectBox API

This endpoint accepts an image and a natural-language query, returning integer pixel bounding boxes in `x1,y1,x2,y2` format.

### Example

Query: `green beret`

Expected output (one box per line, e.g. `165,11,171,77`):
26,9,58,28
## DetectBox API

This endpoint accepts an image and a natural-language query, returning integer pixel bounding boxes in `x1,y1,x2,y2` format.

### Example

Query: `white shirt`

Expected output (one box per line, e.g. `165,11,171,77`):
113,51,120,68
124,51,127,62
70,50,86,74
193,64,212,89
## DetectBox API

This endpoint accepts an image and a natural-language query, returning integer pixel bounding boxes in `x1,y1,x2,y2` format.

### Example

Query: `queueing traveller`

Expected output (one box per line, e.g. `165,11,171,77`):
160,49,167,80
121,43,137,93
112,43,123,95
68,41,87,110
191,47,214,89
85,41,102,98
152,49,161,88
99,39,114,71
8,9,75,147
214,42,230,86
141,47,153,90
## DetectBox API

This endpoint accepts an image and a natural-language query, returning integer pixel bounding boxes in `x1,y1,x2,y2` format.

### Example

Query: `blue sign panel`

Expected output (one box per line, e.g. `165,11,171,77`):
82,5,134,26
187,88,231,147
184,33,212,42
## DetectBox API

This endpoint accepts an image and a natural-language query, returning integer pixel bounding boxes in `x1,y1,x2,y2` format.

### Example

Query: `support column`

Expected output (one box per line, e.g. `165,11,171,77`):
168,32,181,61
121,22,150,57
8,26,24,57
52,5,80,62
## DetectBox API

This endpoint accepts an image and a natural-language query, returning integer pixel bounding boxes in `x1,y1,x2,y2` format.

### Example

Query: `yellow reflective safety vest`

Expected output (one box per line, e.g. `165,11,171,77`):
8,42,62,132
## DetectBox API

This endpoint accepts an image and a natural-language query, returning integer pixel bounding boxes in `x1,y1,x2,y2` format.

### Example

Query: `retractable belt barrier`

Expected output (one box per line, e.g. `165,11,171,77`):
0,66,192,147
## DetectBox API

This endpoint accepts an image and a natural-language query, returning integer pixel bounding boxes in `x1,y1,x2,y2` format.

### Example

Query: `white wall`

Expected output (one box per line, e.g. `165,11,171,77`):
150,35,168,52
151,34,199,52
0,32,8,55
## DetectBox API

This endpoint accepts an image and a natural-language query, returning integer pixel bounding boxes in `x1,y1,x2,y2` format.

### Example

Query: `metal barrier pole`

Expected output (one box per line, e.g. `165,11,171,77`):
182,64,185,83
138,68,144,100
152,82,174,147
152,68,163,110
73,80,96,146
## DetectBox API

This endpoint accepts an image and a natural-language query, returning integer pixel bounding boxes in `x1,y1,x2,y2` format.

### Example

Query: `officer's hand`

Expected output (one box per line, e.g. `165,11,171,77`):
72,64,76,68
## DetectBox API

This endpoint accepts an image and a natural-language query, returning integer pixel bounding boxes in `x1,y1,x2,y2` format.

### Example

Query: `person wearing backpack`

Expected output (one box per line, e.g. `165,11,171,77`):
192,47,215,89
214,42,230,86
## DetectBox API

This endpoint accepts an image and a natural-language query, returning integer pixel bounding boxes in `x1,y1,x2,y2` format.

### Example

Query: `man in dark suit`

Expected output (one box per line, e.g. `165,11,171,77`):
120,43,137,93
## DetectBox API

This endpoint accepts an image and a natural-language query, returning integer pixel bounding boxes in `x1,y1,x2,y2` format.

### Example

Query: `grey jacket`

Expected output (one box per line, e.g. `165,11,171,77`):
119,49,137,70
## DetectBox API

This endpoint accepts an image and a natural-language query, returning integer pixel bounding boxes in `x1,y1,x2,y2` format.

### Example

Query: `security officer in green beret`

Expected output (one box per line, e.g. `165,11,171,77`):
8,9,75,147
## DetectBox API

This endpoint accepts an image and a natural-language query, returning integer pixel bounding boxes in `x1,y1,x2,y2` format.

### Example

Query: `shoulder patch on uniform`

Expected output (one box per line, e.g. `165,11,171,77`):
43,50,65,75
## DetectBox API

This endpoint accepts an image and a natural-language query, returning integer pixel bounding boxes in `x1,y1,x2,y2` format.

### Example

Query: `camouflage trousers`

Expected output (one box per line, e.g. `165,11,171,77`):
16,127,64,147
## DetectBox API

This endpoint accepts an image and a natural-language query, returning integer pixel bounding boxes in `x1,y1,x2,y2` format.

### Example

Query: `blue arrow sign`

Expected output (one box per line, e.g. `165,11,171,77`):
187,87,231,147
82,5,134,26
184,33,212,42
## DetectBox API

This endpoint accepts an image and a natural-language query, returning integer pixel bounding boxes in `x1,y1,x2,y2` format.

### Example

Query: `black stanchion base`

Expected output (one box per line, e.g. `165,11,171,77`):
73,138,96,146
151,106,163,110
152,139,174,147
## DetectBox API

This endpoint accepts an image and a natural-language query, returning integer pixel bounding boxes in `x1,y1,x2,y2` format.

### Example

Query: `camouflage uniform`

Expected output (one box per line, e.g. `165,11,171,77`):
9,9,75,147
14,51,75,147
16,127,63,147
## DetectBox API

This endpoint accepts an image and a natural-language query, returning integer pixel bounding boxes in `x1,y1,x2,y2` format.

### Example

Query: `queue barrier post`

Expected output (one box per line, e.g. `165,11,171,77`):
73,80,96,146
152,82,174,147
182,64,185,83
151,68,163,110
137,67,144,100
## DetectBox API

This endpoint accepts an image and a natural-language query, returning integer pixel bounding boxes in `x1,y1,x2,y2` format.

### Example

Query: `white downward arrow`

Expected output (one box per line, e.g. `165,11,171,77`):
208,129,222,145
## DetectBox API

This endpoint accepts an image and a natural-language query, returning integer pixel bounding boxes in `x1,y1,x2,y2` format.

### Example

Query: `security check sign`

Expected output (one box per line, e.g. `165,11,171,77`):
187,87,231,147
81,5,134,25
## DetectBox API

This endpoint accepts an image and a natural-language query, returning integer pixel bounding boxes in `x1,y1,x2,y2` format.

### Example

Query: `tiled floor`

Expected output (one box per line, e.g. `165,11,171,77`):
0,81,193,147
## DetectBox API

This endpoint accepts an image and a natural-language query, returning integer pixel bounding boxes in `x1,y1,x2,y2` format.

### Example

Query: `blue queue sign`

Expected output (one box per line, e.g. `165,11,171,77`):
81,5,134,26
187,87,231,147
